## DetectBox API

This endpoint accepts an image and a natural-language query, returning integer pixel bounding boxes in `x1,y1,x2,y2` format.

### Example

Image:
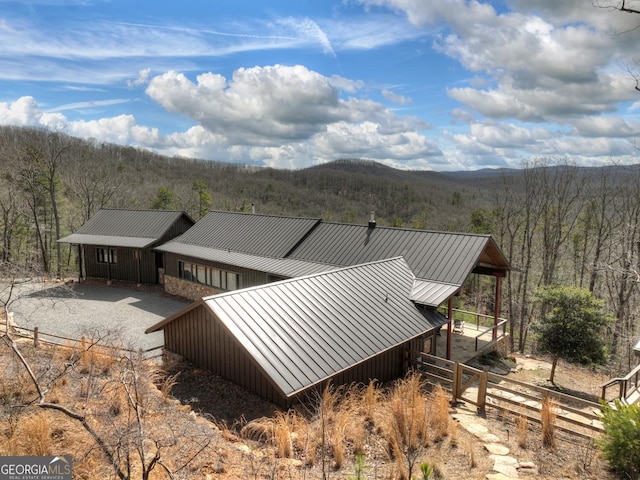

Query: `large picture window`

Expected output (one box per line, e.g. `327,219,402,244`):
177,260,242,291
97,248,117,264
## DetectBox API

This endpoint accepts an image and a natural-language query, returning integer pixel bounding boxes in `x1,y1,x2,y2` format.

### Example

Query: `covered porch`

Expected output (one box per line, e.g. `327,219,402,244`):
434,308,509,364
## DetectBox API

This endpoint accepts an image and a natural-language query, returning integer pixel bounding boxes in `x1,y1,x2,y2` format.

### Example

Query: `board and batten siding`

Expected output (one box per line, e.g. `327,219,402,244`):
158,216,195,244
84,246,159,284
163,304,283,405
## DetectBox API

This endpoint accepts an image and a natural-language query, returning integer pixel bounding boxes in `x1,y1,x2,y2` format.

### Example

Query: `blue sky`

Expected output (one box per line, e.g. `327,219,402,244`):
0,0,639,170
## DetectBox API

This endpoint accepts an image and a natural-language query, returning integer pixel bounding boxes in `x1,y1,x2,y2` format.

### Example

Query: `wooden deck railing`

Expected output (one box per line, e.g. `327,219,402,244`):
601,363,640,405
440,307,508,332
413,351,604,440
474,318,508,351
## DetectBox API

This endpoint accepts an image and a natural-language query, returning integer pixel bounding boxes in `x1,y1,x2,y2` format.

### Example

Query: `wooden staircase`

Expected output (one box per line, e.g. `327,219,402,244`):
601,363,640,406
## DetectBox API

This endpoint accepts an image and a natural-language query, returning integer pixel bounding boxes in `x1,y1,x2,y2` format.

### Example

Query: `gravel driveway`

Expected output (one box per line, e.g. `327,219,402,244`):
7,280,191,352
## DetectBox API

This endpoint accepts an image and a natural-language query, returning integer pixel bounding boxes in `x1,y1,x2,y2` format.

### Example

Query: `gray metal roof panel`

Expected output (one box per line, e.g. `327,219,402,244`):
70,209,189,240
289,222,492,285
202,257,445,397
57,233,157,248
410,280,460,307
156,242,335,278
171,210,321,257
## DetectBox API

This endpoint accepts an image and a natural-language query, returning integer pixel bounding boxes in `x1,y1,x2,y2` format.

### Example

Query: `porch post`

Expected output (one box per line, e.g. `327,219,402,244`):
493,274,502,340
106,246,112,285
447,297,453,360
135,249,142,285
77,245,84,282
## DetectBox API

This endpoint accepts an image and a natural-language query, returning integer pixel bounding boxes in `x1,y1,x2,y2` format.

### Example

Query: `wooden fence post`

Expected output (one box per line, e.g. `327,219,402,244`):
477,367,488,412
33,327,39,348
451,362,461,402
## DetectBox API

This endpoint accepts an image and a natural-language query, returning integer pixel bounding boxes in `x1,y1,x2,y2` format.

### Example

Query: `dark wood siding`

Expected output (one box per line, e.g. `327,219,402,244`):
80,215,193,284
157,215,194,244
328,345,405,389
164,253,272,289
84,245,160,284
163,305,287,405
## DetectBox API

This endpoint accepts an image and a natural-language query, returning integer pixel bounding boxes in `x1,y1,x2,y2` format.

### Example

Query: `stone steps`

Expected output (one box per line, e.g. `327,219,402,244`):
453,404,539,480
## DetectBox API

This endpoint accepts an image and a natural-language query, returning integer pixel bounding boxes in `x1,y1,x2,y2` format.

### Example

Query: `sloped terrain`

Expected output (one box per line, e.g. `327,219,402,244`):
0,337,617,479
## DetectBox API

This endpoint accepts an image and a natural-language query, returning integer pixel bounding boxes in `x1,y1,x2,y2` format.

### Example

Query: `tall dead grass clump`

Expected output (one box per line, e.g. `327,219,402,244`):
159,372,180,402
362,379,382,426
428,383,450,441
460,434,477,468
383,373,430,479
78,345,118,375
517,413,528,448
328,384,367,469
7,411,52,456
330,409,349,469
297,416,319,466
541,396,557,449
241,411,299,458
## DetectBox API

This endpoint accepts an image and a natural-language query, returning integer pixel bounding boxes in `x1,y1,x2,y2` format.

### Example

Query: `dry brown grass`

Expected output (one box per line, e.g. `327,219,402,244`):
78,344,119,375
241,411,299,458
541,396,557,449
429,383,451,441
381,373,432,479
159,371,180,402
3,341,616,480
362,379,382,424
5,411,52,456
517,413,528,448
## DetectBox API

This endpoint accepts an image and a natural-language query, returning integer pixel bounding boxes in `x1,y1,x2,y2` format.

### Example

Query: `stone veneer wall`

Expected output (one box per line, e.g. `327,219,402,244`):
487,333,511,357
164,275,223,301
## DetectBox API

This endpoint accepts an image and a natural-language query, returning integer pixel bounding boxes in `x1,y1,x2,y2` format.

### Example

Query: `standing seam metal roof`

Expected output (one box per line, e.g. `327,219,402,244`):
155,242,336,278
288,222,492,285
200,257,448,398
57,209,192,246
169,210,321,258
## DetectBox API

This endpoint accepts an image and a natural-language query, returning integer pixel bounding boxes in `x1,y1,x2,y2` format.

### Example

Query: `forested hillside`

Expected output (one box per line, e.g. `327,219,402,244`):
1,126,639,373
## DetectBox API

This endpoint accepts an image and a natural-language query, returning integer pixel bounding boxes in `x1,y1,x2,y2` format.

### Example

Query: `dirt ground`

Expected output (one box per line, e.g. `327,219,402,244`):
503,353,610,403
0,336,620,480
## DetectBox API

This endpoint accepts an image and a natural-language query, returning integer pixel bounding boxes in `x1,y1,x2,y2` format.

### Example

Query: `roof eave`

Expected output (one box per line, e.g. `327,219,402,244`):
145,299,204,333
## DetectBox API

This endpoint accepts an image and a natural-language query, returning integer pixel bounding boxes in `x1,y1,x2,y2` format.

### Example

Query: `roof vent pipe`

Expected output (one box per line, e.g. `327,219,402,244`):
251,203,256,214
368,211,376,229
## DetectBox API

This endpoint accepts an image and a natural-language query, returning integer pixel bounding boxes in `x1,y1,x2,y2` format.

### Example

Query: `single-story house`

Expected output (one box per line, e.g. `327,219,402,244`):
58,209,194,285
146,257,449,407
62,208,510,402
154,211,509,360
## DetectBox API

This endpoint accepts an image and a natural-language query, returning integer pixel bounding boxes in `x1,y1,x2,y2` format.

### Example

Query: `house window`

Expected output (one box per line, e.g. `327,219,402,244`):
97,248,117,264
177,260,241,291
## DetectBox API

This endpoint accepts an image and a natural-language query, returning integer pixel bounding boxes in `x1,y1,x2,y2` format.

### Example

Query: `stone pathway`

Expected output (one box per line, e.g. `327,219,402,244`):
452,403,539,479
